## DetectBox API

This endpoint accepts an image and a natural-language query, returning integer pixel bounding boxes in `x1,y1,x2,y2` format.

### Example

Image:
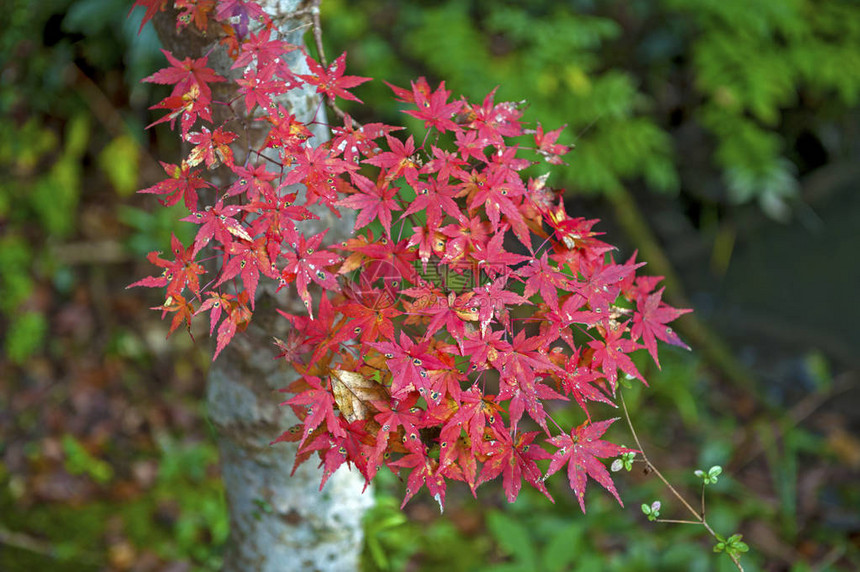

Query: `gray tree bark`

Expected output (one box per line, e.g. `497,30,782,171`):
151,3,372,570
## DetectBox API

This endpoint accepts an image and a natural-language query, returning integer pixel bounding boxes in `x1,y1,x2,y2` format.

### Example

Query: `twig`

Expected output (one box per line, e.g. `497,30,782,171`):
52,240,128,265
300,0,350,122
72,63,163,177
735,372,856,471
0,525,100,565
607,187,759,395
309,0,326,68
655,519,702,525
620,393,745,572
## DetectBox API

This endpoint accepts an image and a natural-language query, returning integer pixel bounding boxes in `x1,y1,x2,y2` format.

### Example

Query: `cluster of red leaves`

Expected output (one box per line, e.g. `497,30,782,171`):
130,0,691,512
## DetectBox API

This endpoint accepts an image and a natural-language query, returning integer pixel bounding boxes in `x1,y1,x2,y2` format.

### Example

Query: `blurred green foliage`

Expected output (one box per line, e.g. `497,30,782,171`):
0,111,87,362
0,434,226,571
1,1,857,570
0,0,166,363
62,434,115,484
323,0,860,219
1,2,222,570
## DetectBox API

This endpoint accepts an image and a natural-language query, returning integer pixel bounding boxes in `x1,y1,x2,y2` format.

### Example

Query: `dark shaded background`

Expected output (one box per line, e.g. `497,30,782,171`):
1,1,859,570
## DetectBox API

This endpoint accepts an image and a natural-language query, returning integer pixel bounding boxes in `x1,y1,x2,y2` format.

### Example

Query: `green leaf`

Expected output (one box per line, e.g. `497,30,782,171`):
99,134,140,196
62,434,114,484
5,311,47,364
541,523,582,572
487,510,538,568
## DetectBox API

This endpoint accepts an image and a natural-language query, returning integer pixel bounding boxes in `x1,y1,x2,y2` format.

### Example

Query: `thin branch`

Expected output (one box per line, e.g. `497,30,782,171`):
0,525,100,566
304,0,350,122
309,0,326,68
620,393,745,572
735,372,856,471
655,519,703,525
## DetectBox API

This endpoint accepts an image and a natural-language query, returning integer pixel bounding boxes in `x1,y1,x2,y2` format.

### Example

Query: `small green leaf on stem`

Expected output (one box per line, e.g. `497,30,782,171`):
695,465,722,485
641,500,661,521
612,450,637,472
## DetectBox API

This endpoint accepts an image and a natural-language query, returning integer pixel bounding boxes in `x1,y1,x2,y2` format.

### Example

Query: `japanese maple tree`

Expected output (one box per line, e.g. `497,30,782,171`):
131,0,691,514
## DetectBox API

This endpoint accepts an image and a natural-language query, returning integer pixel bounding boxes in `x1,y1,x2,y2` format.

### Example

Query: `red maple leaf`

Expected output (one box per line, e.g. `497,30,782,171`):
399,79,463,133
152,293,195,338
372,395,424,465
349,235,419,285
421,145,469,183
281,375,345,447
338,300,400,343
400,175,462,233
128,234,204,299
277,294,352,366
498,330,564,432
147,83,212,135
182,200,251,255
577,257,645,315
521,252,572,314
560,349,616,419
385,77,431,104
225,162,279,201
299,52,370,103
196,291,235,336
424,362,465,405
235,63,286,113
631,287,691,367
330,116,401,164
439,216,491,266
244,190,317,245
214,237,277,308
186,125,238,169
335,174,401,237
370,332,444,400
144,50,225,100
532,122,571,165
281,144,356,207
439,386,505,452
207,290,251,359
364,134,421,188
278,231,341,319
438,434,480,496
472,276,531,334
479,430,553,503
588,324,644,392
546,418,630,513
301,426,368,491
408,289,477,347
470,232,530,279
461,88,523,146
231,25,295,69
258,106,312,152
139,161,212,211
391,450,446,511
458,167,529,245
129,0,166,33
175,0,216,31
127,3,693,513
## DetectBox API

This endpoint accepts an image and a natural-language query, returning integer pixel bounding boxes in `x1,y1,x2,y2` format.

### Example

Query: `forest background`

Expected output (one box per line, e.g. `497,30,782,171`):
1,0,859,570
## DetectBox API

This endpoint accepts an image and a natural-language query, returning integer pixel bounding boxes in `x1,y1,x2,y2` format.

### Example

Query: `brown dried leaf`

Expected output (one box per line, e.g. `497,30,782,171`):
331,370,388,422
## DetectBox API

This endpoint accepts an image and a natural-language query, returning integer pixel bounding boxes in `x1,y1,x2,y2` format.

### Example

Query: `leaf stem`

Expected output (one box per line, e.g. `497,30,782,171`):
619,392,744,572
302,0,350,122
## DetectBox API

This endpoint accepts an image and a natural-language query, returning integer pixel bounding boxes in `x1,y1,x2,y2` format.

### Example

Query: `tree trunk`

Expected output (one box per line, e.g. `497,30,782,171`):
151,3,372,570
